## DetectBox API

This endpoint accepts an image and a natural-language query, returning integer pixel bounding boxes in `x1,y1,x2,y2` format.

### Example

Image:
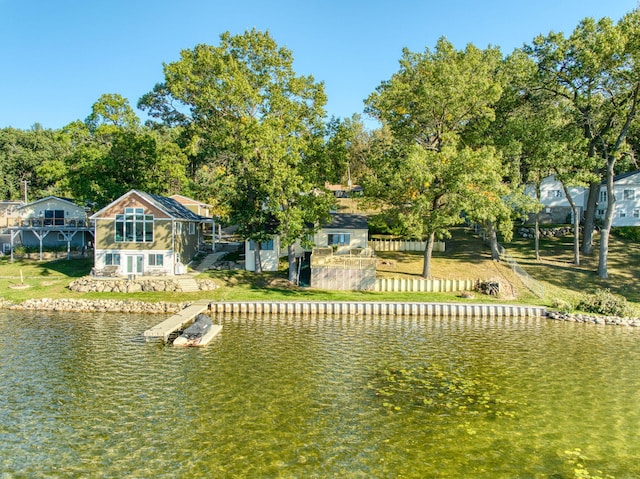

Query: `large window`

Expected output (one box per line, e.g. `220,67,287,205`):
44,209,65,226
115,207,154,242
624,189,635,200
328,233,350,246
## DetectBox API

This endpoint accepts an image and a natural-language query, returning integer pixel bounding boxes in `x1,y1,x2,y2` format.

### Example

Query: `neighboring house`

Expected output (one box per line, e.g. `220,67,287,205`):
244,213,370,272
595,170,640,227
90,190,210,276
0,201,23,228
526,171,640,227
6,196,93,256
525,175,588,224
313,213,369,251
310,213,375,291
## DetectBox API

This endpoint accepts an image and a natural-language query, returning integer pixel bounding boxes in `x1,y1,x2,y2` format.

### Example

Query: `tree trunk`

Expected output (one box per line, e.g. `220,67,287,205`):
487,222,500,261
581,181,599,255
254,243,262,273
535,183,541,261
560,180,580,266
287,244,296,283
422,232,435,278
598,160,616,279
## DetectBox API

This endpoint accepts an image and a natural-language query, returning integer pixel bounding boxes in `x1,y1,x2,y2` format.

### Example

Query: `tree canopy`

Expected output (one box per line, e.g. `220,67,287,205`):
364,38,524,277
139,29,333,278
4,10,640,285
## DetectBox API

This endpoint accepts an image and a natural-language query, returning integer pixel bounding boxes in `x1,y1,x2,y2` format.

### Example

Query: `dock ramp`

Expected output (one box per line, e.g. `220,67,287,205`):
144,301,210,342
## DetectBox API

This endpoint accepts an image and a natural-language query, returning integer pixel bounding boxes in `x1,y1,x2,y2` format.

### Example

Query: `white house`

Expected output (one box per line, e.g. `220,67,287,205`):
595,170,640,227
527,171,640,227
244,213,370,272
525,175,588,224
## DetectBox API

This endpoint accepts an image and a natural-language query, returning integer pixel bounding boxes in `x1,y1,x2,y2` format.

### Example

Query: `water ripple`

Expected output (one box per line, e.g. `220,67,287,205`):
1,311,639,478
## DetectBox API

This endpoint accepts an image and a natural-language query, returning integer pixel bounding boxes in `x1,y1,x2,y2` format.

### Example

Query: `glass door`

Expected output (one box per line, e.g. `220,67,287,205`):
126,255,144,275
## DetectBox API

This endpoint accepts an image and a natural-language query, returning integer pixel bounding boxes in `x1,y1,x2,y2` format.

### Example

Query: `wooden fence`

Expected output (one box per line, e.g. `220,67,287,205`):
369,239,445,252
375,278,475,293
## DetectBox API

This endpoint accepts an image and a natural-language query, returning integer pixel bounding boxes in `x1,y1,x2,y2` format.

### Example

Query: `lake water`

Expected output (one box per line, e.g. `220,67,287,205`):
1,310,639,478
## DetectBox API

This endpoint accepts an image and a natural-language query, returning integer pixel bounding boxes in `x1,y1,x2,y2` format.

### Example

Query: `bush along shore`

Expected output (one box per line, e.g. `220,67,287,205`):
1,297,640,326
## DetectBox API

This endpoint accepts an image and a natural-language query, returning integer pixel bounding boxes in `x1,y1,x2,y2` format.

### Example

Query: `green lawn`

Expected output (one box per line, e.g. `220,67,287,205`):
2,226,639,313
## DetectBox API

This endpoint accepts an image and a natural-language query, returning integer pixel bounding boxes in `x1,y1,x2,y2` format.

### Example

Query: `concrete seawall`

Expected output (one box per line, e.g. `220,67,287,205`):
1,298,544,318
4,298,640,326
207,301,546,318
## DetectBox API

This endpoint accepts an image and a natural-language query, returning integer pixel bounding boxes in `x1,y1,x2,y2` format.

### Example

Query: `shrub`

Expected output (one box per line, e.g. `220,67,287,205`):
577,288,629,317
551,298,573,313
611,226,640,242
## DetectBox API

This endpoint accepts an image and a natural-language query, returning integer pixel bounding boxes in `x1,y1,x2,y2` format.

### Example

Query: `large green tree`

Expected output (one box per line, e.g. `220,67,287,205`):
0,125,69,201
63,94,188,207
365,38,509,277
524,10,640,278
139,29,332,279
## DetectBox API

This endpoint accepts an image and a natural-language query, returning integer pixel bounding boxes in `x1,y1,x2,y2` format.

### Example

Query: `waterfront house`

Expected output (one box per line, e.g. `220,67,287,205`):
170,193,216,248
90,190,212,276
6,196,92,258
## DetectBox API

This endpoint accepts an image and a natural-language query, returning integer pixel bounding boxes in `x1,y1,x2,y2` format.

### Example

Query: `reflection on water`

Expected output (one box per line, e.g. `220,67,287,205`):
1,310,639,478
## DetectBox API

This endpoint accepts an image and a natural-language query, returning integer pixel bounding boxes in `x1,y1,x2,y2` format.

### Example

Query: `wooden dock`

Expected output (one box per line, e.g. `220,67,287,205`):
143,301,210,342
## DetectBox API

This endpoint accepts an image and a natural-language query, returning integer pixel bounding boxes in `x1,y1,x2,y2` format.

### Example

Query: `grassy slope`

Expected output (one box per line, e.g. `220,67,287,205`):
1,226,638,311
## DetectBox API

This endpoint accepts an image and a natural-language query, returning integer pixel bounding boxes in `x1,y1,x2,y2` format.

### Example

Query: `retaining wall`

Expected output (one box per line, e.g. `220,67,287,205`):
207,301,545,318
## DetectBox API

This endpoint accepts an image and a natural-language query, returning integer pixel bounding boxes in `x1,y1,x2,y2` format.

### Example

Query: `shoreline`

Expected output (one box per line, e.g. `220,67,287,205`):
1,298,639,327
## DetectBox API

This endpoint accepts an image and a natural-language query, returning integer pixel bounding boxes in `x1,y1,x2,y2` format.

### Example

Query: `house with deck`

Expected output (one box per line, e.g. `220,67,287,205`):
90,190,213,276
6,196,93,259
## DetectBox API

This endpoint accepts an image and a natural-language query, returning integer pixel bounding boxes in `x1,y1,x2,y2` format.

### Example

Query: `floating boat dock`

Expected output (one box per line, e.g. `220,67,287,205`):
143,300,211,342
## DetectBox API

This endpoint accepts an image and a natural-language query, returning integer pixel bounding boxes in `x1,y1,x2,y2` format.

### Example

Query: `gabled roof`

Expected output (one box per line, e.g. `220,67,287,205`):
90,190,204,221
613,170,640,182
17,196,83,210
322,213,368,230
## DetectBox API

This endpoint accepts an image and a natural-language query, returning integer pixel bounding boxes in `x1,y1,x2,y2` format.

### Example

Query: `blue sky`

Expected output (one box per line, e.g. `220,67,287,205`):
0,0,636,130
